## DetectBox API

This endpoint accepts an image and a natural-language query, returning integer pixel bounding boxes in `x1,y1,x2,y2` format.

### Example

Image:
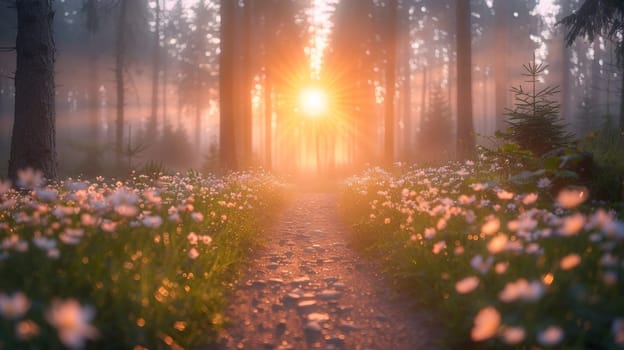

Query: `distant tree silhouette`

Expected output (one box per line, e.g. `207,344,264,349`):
419,88,453,163
561,0,624,131
114,0,130,170
80,0,103,174
148,0,162,139
328,0,379,167
113,0,148,171
82,0,99,143
255,0,305,171
8,0,57,182
179,0,218,152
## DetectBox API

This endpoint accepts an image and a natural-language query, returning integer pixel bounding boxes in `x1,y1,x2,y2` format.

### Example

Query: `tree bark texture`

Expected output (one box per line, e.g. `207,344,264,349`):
620,60,624,131
384,0,398,166
240,0,253,167
494,0,509,131
9,0,57,182
219,0,237,170
149,0,161,138
400,4,412,160
561,36,571,121
264,73,272,169
455,0,475,159
114,0,129,169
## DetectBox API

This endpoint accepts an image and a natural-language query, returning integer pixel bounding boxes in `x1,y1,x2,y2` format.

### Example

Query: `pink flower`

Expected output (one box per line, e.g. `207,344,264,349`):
481,217,500,235
498,279,544,302
46,299,98,349
0,179,11,195
522,193,538,205
497,190,514,200
487,234,508,254
17,168,44,189
455,276,479,294
560,253,581,270
188,248,200,259
612,318,624,345
556,187,588,209
537,325,564,346
142,215,163,229
560,213,586,236
15,319,40,340
471,255,494,274
432,241,446,255
187,232,198,245
191,212,204,222
471,306,501,341
502,326,525,345
537,177,552,188
0,292,30,319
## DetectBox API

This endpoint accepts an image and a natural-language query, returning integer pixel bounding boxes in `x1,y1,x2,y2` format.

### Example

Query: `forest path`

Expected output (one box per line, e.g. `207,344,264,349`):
216,192,440,350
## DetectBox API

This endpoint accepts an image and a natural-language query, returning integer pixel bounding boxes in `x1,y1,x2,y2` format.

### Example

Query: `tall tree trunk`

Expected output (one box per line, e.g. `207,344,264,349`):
384,0,398,166
195,104,201,151
455,0,475,160
114,0,129,170
0,73,4,117
219,0,237,170
264,73,272,169
494,0,509,131
149,0,161,138
561,38,572,121
85,0,99,144
400,3,411,161
88,37,99,143
9,0,57,182
590,41,602,120
240,0,253,167
419,65,427,138
161,1,167,129
620,63,624,132
162,51,167,128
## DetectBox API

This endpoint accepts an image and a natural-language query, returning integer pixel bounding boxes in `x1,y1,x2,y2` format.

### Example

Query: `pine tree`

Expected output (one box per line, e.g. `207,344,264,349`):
419,88,453,163
504,60,572,156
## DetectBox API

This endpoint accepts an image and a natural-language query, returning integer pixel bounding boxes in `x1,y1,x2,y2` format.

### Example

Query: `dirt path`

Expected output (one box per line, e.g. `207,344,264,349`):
217,193,440,350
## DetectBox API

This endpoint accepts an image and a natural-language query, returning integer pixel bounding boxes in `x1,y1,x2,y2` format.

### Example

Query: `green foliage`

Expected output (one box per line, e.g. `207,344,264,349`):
580,117,624,203
503,60,573,156
340,157,624,349
560,0,624,64
0,171,285,349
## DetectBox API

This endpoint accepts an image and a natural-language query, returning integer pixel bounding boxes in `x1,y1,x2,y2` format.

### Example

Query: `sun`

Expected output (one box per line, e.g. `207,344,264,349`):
299,86,329,118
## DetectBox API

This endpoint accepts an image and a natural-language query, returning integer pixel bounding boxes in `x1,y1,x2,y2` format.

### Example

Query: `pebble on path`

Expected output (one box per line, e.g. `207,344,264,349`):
217,193,440,350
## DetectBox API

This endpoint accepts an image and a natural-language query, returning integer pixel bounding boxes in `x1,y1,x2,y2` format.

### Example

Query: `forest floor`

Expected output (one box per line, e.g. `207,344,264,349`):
215,192,442,350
